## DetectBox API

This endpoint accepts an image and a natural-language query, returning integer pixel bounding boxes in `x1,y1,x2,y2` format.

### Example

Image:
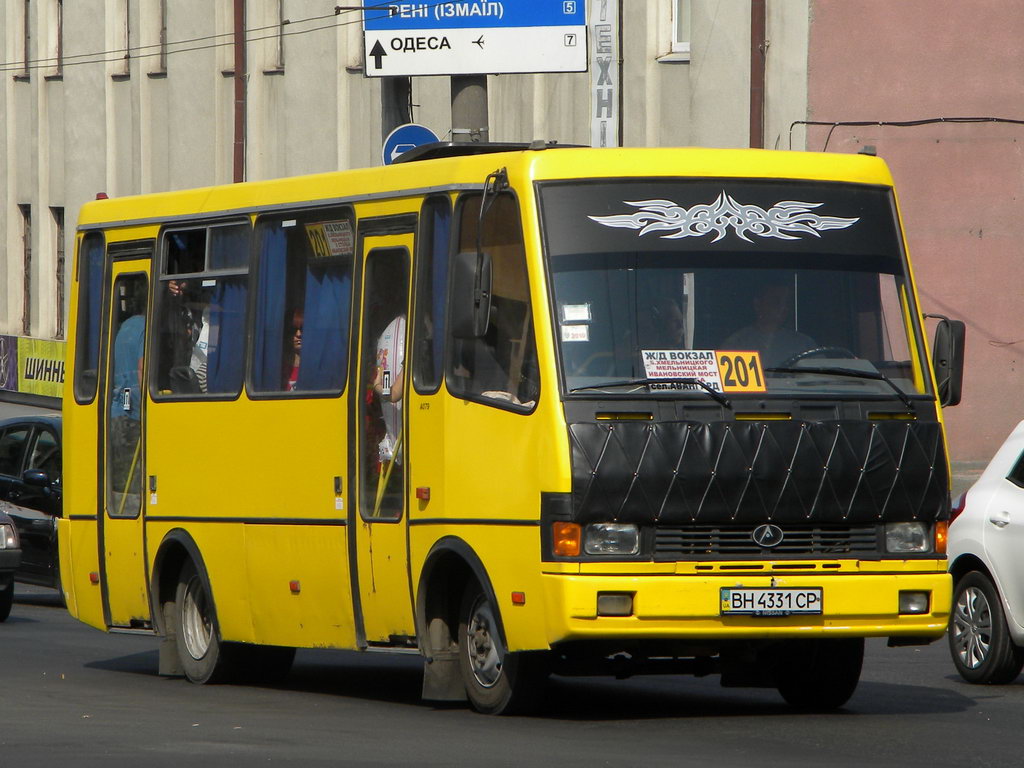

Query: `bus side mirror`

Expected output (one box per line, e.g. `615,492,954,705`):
930,316,966,407
451,250,492,339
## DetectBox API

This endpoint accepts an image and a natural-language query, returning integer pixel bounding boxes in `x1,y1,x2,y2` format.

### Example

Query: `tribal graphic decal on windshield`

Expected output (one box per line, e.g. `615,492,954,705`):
589,192,860,243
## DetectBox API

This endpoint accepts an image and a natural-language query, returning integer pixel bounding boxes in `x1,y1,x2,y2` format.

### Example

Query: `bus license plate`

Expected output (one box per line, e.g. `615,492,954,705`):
720,587,822,616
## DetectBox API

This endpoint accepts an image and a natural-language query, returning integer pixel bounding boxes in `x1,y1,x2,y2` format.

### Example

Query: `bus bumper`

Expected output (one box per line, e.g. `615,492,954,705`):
537,569,952,646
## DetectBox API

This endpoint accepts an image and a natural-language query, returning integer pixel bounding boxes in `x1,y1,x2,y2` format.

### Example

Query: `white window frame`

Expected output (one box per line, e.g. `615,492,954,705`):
659,0,691,62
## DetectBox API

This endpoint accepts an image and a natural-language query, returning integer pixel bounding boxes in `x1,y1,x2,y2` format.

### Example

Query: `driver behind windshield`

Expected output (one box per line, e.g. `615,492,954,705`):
723,281,816,367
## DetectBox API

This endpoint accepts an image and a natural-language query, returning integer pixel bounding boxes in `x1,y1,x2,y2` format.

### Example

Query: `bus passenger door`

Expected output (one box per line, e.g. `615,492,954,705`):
101,260,152,627
352,237,415,644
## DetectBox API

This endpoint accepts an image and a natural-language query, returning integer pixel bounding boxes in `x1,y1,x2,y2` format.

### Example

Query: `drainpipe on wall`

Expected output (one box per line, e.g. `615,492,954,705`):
233,0,247,182
749,0,766,149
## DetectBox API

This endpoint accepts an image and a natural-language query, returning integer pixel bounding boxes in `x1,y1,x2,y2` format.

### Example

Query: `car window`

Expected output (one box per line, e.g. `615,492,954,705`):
27,429,61,482
0,426,31,477
1007,452,1024,489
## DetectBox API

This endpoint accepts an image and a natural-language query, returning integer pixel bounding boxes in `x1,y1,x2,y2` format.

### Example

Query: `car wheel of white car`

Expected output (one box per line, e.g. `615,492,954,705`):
949,571,1024,684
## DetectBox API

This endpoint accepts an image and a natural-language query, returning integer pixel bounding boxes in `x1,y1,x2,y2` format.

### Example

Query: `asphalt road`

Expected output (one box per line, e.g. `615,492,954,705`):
1,584,1019,768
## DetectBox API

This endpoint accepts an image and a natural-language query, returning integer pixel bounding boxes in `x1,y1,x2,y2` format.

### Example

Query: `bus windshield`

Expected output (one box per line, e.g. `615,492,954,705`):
539,178,931,400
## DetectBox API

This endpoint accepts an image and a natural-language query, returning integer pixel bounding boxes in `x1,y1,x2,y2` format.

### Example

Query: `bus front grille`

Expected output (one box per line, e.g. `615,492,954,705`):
654,524,880,558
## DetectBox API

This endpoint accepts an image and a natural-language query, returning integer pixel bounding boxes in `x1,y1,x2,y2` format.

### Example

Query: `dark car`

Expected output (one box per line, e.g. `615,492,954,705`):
0,414,62,589
0,506,21,621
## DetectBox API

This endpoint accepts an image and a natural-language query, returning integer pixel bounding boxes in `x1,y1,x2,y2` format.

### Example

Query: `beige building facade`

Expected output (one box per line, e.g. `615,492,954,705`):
1,0,813,339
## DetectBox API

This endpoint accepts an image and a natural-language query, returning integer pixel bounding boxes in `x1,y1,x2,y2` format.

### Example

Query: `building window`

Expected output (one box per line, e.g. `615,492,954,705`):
15,0,31,80
260,0,286,74
144,0,168,77
19,205,33,336
45,0,64,79
52,207,65,339
659,0,691,62
111,0,131,80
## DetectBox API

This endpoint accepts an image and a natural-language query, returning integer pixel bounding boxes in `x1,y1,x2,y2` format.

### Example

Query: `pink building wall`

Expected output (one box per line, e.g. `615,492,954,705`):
808,1,1024,465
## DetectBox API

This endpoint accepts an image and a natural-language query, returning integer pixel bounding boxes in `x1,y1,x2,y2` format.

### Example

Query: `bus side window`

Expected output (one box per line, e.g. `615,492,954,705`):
153,223,249,397
250,208,354,395
73,232,106,403
447,193,539,410
412,196,451,394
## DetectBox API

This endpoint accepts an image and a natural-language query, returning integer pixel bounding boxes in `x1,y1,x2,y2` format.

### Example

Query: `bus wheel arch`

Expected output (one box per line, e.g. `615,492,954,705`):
416,537,487,703
416,537,547,714
151,531,229,683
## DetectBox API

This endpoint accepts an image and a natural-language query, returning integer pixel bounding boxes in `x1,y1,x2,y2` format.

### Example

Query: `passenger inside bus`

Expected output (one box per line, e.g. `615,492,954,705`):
284,309,303,391
723,280,816,367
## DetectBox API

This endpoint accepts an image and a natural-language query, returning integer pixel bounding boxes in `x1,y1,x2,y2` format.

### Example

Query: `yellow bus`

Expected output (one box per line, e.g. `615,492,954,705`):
60,144,964,714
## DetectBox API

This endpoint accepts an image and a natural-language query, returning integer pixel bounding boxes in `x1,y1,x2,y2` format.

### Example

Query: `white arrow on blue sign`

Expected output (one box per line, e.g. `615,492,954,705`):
382,123,441,165
363,1,587,78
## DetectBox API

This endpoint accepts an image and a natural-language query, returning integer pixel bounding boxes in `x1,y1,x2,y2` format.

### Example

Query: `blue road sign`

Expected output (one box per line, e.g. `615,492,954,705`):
383,123,441,165
364,1,585,31
363,1,587,77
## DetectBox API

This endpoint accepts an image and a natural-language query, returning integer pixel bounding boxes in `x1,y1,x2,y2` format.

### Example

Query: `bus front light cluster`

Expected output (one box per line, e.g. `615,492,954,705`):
884,522,930,554
0,523,18,550
584,523,640,556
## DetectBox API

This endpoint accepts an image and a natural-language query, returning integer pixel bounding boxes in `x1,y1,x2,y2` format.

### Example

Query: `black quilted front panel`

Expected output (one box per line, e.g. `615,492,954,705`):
568,420,948,525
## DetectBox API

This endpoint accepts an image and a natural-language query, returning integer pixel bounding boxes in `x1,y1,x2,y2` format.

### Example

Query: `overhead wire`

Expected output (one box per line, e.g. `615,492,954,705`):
789,117,1024,151
0,2,444,74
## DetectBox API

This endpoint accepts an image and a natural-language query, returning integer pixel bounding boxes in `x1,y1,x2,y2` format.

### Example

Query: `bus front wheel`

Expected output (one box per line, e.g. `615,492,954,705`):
457,583,547,715
174,560,231,684
775,637,863,710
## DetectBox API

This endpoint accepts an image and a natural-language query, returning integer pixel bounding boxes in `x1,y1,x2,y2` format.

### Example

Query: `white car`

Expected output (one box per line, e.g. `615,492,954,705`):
948,420,1024,683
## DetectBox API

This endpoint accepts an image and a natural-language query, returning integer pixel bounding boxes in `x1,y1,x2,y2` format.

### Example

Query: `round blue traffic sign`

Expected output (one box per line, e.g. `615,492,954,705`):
383,123,440,165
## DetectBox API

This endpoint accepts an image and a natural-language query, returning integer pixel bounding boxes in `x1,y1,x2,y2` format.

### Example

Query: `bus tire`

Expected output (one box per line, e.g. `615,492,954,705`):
949,570,1024,684
174,560,232,684
457,582,547,715
776,637,863,710
0,580,13,622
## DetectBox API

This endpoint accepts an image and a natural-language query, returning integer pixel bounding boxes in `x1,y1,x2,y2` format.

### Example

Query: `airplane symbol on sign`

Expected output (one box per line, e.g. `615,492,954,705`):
473,35,485,49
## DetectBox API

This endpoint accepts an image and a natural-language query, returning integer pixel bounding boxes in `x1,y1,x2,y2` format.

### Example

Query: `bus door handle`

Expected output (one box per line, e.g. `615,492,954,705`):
989,510,1011,528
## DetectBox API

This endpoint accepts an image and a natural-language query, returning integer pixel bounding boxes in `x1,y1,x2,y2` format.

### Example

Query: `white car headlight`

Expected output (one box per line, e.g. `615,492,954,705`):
0,523,18,550
885,522,930,553
584,523,639,556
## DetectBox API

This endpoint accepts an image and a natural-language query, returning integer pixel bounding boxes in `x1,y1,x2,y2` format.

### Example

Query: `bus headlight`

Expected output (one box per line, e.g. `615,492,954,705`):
0,523,18,550
885,522,930,553
584,523,639,556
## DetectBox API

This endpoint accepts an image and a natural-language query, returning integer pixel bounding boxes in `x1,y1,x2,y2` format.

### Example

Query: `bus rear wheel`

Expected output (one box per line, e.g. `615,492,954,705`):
457,583,547,715
775,637,863,710
175,560,232,684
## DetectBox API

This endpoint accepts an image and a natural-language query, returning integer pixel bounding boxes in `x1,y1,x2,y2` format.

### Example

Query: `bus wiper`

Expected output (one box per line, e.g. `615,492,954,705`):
568,378,732,408
765,366,915,410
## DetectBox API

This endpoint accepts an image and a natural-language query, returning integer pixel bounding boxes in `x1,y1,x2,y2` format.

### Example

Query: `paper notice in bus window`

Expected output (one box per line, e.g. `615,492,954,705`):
561,303,592,323
641,350,767,393
642,350,723,392
305,220,354,259
562,324,590,342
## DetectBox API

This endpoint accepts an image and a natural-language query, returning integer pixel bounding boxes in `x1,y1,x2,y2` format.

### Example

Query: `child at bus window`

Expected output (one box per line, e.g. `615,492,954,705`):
284,310,303,391
159,279,204,393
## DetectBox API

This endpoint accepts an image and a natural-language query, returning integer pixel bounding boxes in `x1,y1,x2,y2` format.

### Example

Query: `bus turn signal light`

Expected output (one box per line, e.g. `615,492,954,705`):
553,522,581,557
935,521,948,554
